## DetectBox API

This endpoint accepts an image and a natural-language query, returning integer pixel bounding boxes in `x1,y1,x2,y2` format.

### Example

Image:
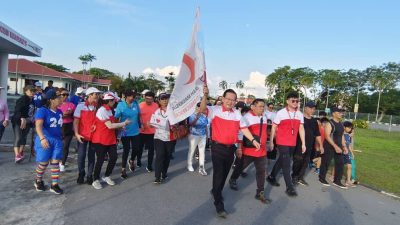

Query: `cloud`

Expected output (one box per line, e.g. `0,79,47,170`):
237,71,269,98
142,65,180,77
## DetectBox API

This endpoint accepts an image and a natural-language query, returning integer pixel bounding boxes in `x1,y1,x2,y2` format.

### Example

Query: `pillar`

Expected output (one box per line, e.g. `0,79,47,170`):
0,53,8,102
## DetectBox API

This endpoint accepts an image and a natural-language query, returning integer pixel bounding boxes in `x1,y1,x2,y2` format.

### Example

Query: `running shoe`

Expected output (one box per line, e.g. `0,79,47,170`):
15,155,24,163
314,168,320,175
136,161,142,168
266,176,280,187
229,179,238,191
102,176,116,186
298,179,309,186
332,181,348,189
345,182,356,188
128,160,135,172
34,180,45,192
199,166,207,176
161,174,168,181
146,166,153,172
50,184,64,195
77,175,85,184
187,165,195,172
285,188,298,197
318,177,331,186
216,210,227,219
153,178,161,184
255,191,272,204
59,164,65,172
92,180,103,189
121,170,128,179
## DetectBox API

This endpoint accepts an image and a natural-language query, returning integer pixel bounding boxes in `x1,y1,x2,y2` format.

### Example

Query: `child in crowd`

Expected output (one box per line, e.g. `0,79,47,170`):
343,121,357,186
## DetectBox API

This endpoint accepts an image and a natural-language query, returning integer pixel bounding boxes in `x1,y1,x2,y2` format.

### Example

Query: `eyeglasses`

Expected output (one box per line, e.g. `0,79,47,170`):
224,98,236,102
291,100,299,103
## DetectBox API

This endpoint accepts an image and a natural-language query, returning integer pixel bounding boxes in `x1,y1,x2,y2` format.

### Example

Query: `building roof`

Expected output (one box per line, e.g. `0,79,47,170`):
8,58,111,85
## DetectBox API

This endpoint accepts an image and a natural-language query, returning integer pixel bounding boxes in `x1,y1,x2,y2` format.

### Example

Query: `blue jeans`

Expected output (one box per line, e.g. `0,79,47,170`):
77,140,95,178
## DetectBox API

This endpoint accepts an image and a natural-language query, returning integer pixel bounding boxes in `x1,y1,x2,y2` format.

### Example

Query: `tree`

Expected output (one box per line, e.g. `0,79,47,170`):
108,75,123,94
86,53,96,71
367,63,400,121
165,72,176,92
34,61,69,72
219,80,228,91
345,69,369,119
236,80,244,94
318,69,342,108
290,67,315,108
265,66,293,104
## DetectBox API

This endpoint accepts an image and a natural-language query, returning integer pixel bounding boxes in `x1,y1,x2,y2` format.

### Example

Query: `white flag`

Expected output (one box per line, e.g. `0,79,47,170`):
167,8,207,125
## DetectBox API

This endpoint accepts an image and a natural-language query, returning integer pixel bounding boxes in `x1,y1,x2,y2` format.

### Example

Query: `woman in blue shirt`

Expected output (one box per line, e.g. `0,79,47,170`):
187,103,209,176
115,90,141,179
33,90,64,194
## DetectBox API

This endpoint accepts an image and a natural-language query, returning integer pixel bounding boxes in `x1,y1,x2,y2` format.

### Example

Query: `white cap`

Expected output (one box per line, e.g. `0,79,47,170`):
113,92,121,101
76,87,85,94
141,89,150,95
85,87,101,95
102,93,115,100
34,81,43,87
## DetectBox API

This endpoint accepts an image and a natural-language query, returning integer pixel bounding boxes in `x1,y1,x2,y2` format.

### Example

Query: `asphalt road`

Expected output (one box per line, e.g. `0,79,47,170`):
0,137,399,225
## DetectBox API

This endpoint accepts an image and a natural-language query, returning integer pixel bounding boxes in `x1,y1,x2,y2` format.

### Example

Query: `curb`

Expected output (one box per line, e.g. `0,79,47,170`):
359,183,400,200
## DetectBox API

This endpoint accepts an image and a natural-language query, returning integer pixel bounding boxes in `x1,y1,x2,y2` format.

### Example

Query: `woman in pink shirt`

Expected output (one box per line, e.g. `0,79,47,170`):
58,88,76,172
0,86,10,142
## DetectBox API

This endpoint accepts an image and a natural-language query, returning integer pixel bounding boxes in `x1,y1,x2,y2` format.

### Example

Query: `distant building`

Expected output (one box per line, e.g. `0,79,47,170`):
7,58,111,94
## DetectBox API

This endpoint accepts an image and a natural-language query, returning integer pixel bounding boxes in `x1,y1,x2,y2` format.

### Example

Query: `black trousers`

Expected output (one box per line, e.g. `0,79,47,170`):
121,135,140,169
93,143,118,181
231,155,266,193
154,139,176,179
12,122,31,147
211,142,236,212
292,146,312,180
61,123,74,165
270,145,295,189
319,145,344,183
138,133,155,169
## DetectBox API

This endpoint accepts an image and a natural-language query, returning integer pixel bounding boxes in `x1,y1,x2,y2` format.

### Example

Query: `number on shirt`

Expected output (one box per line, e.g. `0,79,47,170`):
50,117,63,127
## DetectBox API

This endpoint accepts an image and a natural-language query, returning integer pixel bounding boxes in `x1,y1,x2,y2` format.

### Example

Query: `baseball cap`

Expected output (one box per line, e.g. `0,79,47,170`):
103,93,116,100
76,87,85,94
305,101,316,108
34,81,43,87
85,87,101,95
45,90,59,100
141,89,150,95
331,107,345,113
158,92,171,99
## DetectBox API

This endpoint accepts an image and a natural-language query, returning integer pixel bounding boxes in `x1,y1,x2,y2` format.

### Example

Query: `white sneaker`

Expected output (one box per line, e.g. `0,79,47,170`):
92,180,103,189
102,176,116,186
187,165,194,172
199,168,207,176
59,164,65,172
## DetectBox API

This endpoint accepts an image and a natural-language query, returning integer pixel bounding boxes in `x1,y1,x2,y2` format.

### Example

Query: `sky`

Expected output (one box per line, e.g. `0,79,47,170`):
1,0,400,97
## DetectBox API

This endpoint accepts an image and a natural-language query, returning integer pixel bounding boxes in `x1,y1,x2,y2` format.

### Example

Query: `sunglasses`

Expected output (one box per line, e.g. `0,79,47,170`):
291,100,299,103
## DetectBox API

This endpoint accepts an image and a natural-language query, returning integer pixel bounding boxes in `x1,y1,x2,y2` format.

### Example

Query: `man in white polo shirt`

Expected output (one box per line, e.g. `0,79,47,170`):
267,92,306,197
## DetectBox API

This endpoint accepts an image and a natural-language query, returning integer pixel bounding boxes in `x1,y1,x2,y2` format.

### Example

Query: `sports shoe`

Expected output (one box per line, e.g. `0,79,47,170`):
314,168,320,175
187,165,195,172
34,180,45,192
199,167,207,176
345,182,356,188
285,188,298,197
136,162,142,168
92,180,103,189
216,210,227,218
298,179,309,186
318,177,331,186
86,176,93,185
102,176,116,186
195,152,199,160
333,181,348,189
241,172,248,178
255,191,272,204
229,179,238,191
161,174,168,181
266,176,280,187
153,178,161,184
128,160,135,172
15,155,24,163
59,164,65,172
77,175,85,184
121,170,128,179
146,166,153,172
50,184,64,195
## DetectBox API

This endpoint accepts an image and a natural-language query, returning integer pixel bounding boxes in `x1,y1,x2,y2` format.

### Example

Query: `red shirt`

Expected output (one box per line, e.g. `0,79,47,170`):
208,105,241,145
139,102,159,134
273,107,304,147
92,105,117,146
73,101,97,141
240,111,267,157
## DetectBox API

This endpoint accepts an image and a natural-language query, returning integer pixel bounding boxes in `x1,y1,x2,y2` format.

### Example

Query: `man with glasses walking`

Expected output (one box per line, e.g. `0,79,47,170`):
267,92,306,197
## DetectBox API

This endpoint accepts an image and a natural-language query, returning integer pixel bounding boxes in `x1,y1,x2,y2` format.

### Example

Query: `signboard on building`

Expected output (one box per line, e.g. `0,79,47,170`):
0,21,42,56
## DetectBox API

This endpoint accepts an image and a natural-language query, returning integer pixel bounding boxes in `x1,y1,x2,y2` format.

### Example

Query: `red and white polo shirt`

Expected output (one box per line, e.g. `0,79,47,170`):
73,101,97,141
208,105,242,145
91,105,117,146
240,111,268,157
273,107,304,147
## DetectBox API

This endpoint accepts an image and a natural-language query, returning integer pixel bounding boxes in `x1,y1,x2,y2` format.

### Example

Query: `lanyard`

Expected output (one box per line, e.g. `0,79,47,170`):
286,107,296,135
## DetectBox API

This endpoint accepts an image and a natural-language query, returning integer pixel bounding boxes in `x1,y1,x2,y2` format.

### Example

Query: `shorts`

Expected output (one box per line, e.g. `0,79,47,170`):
343,153,352,165
35,135,63,162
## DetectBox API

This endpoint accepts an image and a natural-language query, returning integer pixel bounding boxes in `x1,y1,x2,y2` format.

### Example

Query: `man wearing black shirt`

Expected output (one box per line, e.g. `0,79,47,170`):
292,101,323,186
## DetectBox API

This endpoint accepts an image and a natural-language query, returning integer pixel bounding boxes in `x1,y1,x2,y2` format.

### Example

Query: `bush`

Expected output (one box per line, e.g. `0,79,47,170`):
353,119,369,129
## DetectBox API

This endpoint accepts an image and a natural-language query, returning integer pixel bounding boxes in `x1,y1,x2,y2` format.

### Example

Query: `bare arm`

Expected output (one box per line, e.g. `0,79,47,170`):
269,124,277,150
298,124,306,153
241,128,261,150
324,122,342,153
199,86,209,113
104,120,128,129
35,119,49,149
342,135,348,154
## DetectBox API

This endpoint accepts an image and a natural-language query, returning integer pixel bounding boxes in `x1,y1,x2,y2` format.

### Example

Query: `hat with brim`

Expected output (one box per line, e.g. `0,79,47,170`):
158,93,170,99
142,89,150,95
103,93,115,100
76,87,85,94
85,87,102,95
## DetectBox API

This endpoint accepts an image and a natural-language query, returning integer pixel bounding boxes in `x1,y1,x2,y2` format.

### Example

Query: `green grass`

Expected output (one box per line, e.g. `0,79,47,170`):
354,129,400,196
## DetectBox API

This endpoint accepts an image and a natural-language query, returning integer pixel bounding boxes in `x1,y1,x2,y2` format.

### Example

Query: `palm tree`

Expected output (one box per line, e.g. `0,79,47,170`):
236,80,244,95
86,53,96,72
165,72,176,92
219,80,228,90
319,69,341,108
